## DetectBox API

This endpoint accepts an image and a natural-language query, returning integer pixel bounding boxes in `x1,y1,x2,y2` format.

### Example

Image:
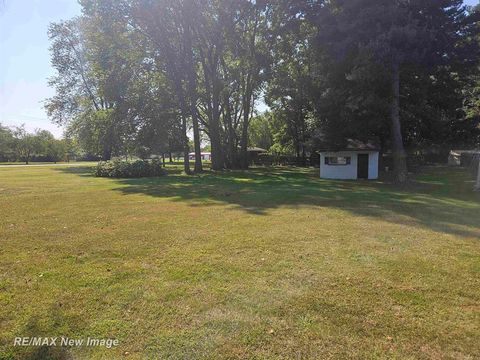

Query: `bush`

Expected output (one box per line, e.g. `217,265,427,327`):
94,159,167,178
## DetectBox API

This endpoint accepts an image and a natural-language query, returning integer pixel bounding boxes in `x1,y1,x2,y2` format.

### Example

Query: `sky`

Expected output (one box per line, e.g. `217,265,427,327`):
0,0,479,138
0,0,81,137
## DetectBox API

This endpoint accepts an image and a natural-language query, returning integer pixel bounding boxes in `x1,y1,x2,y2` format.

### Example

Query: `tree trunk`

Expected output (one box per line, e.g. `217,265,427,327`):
200,52,223,171
390,61,408,184
171,75,190,174
210,58,224,170
181,7,203,174
228,122,237,168
224,94,238,169
178,99,191,175
169,152,173,163
475,155,480,191
240,78,252,170
181,114,191,175
191,106,203,173
240,112,249,169
210,127,223,170
209,84,223,170
102,146,111,161
185,61,202,173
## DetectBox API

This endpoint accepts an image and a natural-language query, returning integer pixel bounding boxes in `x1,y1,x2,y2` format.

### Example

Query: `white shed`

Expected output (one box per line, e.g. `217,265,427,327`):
319,140,380,180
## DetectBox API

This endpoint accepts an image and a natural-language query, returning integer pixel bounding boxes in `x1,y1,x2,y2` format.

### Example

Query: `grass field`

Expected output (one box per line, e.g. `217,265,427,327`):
0,162,98,167
0,164,479,359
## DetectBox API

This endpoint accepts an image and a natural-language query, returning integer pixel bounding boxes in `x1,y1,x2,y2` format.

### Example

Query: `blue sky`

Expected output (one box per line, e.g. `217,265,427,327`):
0,0,479,138
1,0,81,137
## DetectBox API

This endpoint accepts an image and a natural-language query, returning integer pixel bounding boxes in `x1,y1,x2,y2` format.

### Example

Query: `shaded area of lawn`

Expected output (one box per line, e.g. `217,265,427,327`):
58,165,480,238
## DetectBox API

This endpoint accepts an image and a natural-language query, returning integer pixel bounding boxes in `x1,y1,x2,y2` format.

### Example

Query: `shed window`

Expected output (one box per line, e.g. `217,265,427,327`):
325,156,351,165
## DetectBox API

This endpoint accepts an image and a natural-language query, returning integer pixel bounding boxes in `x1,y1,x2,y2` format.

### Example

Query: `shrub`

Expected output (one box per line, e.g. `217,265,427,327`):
94,159,167,178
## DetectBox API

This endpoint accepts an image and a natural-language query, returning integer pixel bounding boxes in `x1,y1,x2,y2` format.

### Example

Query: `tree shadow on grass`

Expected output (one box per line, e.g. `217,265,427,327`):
5,308,77,360
53,166,96,178
55,164,185,178
57,165,480,238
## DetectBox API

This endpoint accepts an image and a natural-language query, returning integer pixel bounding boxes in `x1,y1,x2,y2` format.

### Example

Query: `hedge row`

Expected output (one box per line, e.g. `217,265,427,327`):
94,159,167,178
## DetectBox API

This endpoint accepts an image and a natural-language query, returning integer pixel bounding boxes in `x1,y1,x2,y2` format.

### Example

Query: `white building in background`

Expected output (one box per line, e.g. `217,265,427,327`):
188,152,211,161
318,140,379,180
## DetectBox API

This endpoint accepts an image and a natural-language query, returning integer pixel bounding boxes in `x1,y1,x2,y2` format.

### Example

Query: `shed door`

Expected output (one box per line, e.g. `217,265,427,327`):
357,154,369,179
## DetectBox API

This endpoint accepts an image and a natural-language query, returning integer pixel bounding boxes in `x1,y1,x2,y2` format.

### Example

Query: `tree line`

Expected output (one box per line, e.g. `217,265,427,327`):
43,0,480,182
0,125,76,164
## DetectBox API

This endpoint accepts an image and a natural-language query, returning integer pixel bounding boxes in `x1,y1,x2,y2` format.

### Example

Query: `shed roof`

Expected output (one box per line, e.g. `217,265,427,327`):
318,139,380,152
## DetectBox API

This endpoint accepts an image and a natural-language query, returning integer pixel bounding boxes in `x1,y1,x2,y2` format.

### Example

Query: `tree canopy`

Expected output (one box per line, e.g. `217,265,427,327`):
43,0,480,182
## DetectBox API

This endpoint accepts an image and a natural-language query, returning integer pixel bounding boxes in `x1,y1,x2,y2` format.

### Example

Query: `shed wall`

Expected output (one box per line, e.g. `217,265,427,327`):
319,151,379,180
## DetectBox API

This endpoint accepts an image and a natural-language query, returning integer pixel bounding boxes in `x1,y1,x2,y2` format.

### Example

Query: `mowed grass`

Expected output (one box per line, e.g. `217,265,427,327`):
0,164,479,359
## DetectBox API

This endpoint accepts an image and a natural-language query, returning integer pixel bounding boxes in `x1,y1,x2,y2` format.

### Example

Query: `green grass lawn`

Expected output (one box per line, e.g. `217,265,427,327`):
0,162,98,166
0,164,479,359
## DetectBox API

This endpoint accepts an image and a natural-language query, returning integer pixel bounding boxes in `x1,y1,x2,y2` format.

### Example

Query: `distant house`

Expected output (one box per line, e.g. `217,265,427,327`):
318,139,379,180
189,152,211,161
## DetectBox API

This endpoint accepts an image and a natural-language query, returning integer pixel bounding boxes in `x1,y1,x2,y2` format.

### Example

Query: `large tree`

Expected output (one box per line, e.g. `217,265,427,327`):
266,5,315,164
121,0,205,173
47,1,180,162
45,17,119,160
192,0,271,169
